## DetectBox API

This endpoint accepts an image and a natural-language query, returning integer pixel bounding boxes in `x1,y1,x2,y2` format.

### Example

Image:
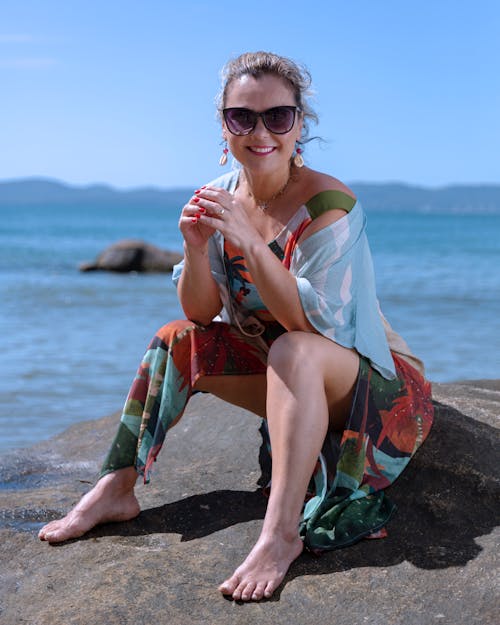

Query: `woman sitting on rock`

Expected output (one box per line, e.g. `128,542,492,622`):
39,51,434,602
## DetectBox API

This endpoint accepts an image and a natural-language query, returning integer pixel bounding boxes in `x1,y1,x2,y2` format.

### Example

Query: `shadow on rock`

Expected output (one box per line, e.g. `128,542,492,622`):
82,488,268,543
77,401,499,586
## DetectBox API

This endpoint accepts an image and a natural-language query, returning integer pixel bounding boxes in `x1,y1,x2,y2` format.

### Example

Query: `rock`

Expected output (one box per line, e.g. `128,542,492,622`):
0,384,499,625
79,239,183,273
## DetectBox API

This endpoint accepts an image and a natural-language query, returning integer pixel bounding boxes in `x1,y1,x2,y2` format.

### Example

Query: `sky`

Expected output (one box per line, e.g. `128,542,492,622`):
1,0,498,190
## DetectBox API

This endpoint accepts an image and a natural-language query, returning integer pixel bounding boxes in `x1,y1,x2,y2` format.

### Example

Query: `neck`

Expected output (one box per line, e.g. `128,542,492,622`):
242,165,292,211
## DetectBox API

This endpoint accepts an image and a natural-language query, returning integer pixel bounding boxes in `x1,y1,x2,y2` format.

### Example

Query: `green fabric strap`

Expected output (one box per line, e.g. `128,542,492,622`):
306,190,356,220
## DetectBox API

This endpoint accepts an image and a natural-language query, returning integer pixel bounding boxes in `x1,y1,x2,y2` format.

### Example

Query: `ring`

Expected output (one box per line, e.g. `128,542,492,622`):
219,208,225,215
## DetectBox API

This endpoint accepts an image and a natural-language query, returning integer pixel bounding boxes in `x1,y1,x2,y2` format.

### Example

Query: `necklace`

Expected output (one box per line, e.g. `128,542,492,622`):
243,170,292,211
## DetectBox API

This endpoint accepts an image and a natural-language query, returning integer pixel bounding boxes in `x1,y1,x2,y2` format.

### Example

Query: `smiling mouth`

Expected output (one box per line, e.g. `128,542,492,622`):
248,147,276,155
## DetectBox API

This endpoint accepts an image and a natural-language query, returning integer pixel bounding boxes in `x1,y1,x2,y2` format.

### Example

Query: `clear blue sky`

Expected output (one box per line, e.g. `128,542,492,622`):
1,0,498,189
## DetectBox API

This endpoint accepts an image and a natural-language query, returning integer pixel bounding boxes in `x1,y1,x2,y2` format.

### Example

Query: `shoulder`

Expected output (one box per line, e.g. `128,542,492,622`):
205,170,239,192
296,170,357,242
301,170,356,202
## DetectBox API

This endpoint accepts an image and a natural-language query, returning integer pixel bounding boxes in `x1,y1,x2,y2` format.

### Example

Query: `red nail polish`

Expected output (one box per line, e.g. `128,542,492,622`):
194,189,200,194
191,217,198,223
199,207,206,213
201,185,207,189
195,213,201,218
193,197,200,203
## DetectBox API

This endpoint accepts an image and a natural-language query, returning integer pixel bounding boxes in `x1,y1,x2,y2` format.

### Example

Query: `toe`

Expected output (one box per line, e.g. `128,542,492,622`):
252,581,267,601
218,575,240,596
231,579,250,602
264,578,279,599
240,581,257,602
38,520,59,540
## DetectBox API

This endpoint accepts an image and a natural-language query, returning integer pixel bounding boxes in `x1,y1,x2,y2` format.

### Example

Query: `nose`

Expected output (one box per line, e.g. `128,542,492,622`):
251,114,271,136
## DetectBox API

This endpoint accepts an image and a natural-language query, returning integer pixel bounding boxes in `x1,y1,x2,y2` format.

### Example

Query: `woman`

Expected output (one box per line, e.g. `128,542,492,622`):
39,51,434,602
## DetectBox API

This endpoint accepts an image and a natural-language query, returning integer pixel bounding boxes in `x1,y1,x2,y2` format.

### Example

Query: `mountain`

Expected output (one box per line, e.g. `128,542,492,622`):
1,177,499,213
350,182,500,213
0,178,190,208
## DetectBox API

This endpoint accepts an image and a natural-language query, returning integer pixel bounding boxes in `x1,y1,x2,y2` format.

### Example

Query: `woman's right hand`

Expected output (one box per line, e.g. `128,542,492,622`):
178,191,216,250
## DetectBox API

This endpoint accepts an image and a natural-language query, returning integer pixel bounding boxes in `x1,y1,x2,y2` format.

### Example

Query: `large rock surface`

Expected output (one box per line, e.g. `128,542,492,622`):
0,381,499,625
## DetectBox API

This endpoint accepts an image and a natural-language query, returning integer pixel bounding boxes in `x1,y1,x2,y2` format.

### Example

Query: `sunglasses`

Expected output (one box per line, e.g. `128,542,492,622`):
222,106,300,135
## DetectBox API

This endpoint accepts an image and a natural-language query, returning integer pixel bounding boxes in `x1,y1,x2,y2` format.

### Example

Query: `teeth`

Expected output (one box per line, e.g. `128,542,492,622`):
250,147,274,154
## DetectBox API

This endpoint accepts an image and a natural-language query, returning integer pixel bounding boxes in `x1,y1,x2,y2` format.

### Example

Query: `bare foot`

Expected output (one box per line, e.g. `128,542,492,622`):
218,532,304,601
38,469,140,543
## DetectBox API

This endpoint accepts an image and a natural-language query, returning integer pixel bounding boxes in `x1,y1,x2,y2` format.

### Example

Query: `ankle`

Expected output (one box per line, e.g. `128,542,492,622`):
260,523,300,545
96,468,137,494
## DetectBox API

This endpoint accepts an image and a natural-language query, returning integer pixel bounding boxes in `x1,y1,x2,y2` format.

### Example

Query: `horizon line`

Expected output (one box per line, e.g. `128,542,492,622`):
1,175,499,193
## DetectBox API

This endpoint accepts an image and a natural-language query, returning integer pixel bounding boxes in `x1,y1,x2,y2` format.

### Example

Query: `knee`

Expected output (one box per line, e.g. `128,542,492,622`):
267,331,311,375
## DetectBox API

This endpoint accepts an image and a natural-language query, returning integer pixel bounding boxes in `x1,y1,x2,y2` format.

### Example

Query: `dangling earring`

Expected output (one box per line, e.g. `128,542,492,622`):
293,144,304,168
219,141,229,166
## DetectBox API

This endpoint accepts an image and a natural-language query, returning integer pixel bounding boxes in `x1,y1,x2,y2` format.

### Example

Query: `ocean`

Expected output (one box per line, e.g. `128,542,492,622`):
1,199,499,453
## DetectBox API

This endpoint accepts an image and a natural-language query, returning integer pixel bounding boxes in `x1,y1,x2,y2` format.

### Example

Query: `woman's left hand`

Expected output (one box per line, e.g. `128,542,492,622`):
192,186,259,250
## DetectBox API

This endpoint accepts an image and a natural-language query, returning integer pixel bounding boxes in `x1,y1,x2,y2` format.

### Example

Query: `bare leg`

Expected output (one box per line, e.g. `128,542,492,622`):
218,332,359,601
38,467,140,543
38,374,268,544
194,373,267,417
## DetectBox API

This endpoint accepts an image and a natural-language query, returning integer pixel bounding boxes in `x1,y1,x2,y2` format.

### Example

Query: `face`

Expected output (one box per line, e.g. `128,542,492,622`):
222,74,303,175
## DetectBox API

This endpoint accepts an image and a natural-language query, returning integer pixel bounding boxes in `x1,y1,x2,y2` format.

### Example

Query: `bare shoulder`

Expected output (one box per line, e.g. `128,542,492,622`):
300,169,356,201
296,170,356,243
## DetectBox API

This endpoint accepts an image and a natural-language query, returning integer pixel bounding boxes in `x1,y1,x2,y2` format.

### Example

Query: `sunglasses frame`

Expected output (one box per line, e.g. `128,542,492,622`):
222,105,301,136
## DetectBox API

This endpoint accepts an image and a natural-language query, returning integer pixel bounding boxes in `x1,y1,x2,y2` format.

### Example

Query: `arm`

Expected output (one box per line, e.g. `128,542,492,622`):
194,187,348,332
176,197,223,325
177,242,222,325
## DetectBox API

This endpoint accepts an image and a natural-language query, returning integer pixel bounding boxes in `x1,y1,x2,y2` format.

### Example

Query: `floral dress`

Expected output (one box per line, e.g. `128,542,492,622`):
100,184,434,552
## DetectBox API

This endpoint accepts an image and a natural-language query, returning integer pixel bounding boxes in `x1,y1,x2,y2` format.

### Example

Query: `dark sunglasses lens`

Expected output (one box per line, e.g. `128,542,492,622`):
224,109,256,135
263,107,295,133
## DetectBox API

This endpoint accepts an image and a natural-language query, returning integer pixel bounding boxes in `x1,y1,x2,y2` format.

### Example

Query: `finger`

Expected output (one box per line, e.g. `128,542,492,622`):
194,197,227,217
181,200,207,217
195,186,230,202
180,215,201,225
196,213,223,228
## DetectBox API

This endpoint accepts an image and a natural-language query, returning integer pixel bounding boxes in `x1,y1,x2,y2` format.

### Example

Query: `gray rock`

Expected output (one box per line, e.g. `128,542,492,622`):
79,239,183,273
0,384,499,625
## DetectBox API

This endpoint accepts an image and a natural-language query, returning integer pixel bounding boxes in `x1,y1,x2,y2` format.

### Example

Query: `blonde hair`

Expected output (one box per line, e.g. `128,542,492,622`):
217,51,318,143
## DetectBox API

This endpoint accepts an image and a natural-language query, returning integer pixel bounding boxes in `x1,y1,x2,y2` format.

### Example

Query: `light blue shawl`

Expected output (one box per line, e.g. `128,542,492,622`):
173,170,396,380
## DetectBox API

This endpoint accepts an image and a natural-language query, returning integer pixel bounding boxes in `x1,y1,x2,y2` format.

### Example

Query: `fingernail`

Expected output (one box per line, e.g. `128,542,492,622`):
195,213,200,218
193,197,200,203
199,207,206,213
191,217,198,223
194,189,200,194
201,185,207,189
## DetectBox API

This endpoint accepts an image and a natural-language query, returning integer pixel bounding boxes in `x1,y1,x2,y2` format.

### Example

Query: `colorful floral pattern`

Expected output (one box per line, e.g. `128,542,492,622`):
100,190,434,550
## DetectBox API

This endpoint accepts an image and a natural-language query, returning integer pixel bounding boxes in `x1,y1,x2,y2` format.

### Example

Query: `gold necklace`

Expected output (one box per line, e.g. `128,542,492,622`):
244,170,292,211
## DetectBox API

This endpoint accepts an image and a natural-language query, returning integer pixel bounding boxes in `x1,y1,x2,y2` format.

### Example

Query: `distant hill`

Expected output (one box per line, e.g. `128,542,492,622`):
0,178,191,209
350,182,500,213
1,177,499,213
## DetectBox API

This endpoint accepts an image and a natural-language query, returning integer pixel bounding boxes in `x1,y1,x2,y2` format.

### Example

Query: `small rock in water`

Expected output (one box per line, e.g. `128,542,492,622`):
79,239,183,273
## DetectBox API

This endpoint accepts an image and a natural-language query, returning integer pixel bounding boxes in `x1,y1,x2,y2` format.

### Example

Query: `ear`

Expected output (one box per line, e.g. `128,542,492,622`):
295,111,304,142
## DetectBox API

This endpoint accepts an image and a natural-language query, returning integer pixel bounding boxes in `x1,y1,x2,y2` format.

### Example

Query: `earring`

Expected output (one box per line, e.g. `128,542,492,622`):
293,144,304,168
219,142,229,166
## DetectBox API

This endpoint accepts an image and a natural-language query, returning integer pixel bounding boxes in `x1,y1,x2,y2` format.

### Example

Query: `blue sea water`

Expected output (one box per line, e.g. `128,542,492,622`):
1,200,499,453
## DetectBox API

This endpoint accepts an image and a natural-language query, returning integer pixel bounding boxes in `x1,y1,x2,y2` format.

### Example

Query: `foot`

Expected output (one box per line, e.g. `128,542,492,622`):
218,532,304,601
38,470,140,543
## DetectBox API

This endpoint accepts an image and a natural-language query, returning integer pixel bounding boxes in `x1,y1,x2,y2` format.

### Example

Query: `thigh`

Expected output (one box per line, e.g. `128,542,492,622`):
194,373,267,418
268,331,360,430
189,321,270,417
